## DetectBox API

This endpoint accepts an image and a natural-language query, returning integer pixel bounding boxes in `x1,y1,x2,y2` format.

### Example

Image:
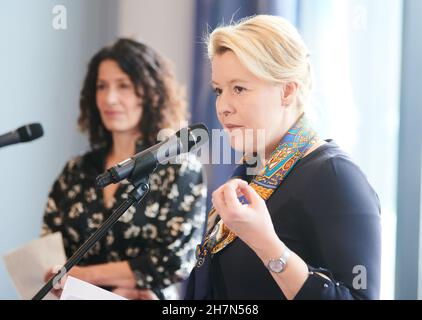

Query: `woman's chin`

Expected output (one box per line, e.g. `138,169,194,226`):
102,122,136,134
228,140,256,155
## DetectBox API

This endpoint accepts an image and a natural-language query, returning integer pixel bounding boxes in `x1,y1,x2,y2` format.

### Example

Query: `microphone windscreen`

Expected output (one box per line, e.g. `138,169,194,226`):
17,123,44,142
186,123,209,151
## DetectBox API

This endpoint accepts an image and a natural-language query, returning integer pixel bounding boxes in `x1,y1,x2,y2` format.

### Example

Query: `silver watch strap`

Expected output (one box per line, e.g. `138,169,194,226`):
280,246,291,264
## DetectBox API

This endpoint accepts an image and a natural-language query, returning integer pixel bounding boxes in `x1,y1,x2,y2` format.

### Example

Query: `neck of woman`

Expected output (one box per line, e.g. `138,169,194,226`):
107,130,142,167
258,110,326,169
262,108,304,162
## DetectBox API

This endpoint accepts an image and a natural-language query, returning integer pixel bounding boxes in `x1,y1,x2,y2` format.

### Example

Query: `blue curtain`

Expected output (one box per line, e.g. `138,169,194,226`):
190,0,299,211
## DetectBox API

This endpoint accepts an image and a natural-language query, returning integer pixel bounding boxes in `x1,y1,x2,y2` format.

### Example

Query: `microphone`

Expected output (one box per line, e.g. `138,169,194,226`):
96,123,209,188
0,123,44,148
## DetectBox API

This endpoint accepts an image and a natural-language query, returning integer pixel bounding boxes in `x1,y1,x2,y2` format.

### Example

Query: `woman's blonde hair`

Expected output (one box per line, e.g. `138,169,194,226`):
208,15,312,109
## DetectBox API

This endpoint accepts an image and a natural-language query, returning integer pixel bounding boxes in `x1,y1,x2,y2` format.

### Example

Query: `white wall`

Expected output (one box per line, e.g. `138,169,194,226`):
118,0,195,105
117,1,196,299
0,0,117,299
0,0,195,300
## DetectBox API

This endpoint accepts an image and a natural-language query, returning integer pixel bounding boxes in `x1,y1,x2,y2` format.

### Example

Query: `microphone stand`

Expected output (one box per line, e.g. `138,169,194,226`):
32,157,157,300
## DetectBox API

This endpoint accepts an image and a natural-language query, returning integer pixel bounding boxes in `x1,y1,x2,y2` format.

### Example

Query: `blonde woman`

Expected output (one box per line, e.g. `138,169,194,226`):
186,15,380,300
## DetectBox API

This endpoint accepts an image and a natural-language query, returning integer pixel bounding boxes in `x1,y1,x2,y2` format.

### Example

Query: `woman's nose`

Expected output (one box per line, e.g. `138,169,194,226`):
105,88,119,106
216,93,235,117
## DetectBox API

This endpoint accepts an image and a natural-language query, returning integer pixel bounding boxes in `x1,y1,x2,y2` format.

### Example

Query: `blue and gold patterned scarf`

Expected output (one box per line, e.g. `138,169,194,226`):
195,114,318,267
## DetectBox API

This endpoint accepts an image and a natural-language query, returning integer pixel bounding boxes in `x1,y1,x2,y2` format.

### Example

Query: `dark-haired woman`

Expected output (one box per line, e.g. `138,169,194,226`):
41,39,206,300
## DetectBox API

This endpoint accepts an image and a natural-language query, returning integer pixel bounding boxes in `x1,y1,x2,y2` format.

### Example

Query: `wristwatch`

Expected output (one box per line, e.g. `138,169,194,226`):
267,247,291,273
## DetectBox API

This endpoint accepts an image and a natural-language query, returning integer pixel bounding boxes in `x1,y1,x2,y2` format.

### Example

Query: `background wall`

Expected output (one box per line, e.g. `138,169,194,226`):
118,0,195,106
0,0,118,299
0,0,195,301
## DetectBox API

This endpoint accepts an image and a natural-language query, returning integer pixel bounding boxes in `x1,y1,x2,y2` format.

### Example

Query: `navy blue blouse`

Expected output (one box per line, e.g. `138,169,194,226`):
186,140,381,300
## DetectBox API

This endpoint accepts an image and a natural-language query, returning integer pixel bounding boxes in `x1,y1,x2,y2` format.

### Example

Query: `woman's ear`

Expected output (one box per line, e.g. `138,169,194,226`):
281,82,298,107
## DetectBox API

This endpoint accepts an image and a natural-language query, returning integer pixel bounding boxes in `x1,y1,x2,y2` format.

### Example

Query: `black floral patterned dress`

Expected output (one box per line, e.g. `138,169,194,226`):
41,140,207,298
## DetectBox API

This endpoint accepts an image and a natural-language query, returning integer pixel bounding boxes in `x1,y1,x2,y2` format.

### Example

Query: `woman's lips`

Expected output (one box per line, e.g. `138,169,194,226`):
104,111,124,117
224,125,243,133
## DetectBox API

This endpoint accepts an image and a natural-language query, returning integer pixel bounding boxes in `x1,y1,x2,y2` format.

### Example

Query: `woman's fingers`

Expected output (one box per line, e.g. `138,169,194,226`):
213,179,250,213
137,289,159,300
112,288,159,300
222,181,243,210
44,270,53,282
44,267,66,298
212,187,226,213
51,288,63,298
112,288,139,300
239,183,263,207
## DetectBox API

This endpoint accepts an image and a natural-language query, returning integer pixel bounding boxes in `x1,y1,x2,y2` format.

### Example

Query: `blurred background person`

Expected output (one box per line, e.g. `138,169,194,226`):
41,38,207,300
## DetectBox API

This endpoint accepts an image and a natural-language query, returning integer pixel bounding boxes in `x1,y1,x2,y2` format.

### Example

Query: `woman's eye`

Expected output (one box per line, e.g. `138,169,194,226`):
119,83,131,89
234,86,246,94
213,87,222,96
96,84,105,90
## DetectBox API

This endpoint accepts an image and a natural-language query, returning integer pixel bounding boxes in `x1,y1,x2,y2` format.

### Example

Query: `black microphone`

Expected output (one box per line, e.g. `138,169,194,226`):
96,123,209,188
0,123,44,148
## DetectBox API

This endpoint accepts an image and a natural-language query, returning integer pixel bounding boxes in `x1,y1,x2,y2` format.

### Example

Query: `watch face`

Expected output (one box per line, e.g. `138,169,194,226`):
268,259,285,273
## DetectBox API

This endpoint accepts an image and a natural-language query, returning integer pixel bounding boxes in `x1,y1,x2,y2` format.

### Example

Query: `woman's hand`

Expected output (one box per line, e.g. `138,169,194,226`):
44,266,159,300
44,266,91,298
213,181,311,300
45,261,138,294
67,266,92,281
212,178,280,254
112,288,159,300
44,267,64,298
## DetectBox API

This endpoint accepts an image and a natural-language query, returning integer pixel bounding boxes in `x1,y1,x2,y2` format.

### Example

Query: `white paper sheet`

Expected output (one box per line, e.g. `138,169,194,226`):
2,232,66,300
60,276,127,300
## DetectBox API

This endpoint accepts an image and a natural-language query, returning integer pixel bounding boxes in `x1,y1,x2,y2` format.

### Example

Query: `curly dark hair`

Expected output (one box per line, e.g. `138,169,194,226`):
78,38,187,149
